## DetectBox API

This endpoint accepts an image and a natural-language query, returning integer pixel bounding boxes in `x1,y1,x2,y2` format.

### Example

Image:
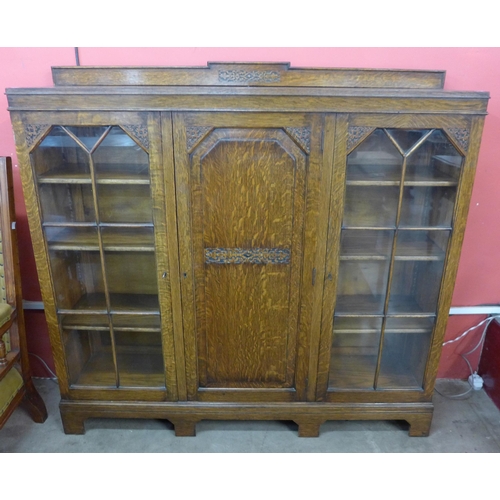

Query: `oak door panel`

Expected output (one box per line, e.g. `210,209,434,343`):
172,113,324,400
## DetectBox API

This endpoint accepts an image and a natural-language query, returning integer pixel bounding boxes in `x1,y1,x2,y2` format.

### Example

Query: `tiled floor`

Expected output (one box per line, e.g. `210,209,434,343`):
1,378,499,452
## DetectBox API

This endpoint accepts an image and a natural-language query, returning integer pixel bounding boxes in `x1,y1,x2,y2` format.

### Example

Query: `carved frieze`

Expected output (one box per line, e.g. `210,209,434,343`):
25,124,50,148
284,127,311,154
205,247,291,265
347,126,375,153
186,126,213,151
446,127,470,153
218,70,281,84
121,124,150,151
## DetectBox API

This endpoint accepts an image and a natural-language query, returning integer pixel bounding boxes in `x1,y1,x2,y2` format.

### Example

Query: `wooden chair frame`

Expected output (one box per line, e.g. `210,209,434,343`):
0,156,47,429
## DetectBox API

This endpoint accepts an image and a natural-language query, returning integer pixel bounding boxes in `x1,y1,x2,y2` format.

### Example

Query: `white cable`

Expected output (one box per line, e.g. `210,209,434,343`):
436,314,499,399
442,315,500,345
28,352,58,382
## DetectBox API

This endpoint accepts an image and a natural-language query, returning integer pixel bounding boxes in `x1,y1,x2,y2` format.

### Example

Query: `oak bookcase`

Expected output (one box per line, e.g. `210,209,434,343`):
7,63,489,436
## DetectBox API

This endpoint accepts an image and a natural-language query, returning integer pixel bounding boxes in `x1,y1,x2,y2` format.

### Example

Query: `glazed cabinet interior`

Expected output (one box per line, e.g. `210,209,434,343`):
7,64,488,437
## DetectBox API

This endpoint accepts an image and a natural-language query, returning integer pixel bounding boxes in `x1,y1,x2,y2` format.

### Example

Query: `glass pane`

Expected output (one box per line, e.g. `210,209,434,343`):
101,227,155,251
97,185,153,223
64,126,109,151
388,259,446,314
400,185,456,227
343,186,399,227
405,129,463,184
385,129,431,154
93,127,149,181
335,260,390,315
329,317,382,389
346,129,402,183
62,328,115,387
31,126,90,180
45,226,99,251
394,230,450,260
48,249,104,311
378,317,435,389
38,184,95,223
104,251,159,313
340,230,393,258
113,318,164,388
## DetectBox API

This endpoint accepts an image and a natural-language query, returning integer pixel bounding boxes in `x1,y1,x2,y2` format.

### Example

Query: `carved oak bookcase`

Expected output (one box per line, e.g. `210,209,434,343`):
6,63,489,437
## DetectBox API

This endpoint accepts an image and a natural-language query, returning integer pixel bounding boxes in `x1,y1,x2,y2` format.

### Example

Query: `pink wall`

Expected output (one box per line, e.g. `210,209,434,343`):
1,47,499,379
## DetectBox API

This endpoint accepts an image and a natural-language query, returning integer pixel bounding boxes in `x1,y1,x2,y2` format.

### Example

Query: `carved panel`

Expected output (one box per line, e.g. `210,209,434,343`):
446,127,470,153
347,126,376,153
218,70,281,84
284,127,311,154
121,124,149,151
25,124,50,148
205,247,291,265
186,126,213,151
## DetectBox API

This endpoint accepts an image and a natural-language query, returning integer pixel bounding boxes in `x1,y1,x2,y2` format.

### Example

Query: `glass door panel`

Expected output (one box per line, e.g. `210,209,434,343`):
400,186,456,227
340,230,393,258
31,126,92,181
329,317,382,389
335,260,390,315
378,317,435,389
346,128,402,183
48,249,104,311
30,124,164,390
388,259,446,314
92,126,150,182
97,185,154,224
104,251,159,313
330,127,463,393
343,186,399,227
62,327,115,387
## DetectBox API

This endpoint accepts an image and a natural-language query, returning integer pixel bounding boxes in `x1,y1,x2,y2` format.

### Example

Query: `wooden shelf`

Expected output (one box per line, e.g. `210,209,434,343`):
37,163,150,185
333,316,435,334
328,354,422,390
58,293,160,315
339,230,447,261
346,163,459,187
62,314,161,332
46,226,155,251
335,294,432,315
73,348,165,388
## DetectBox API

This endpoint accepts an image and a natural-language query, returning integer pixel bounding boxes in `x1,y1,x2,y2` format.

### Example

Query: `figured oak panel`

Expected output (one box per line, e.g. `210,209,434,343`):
189,129,307,388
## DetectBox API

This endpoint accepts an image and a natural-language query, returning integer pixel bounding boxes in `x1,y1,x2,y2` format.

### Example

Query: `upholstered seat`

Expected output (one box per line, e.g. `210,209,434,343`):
0,304,12,327
0,156,47,429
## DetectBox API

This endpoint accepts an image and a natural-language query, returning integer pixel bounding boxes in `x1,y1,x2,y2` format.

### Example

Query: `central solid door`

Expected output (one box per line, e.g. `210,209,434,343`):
170,112,329,402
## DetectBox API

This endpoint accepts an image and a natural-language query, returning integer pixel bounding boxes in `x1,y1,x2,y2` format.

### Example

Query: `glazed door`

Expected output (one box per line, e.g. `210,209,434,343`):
18,112,178,400
171,112,328,402
317,115,473,402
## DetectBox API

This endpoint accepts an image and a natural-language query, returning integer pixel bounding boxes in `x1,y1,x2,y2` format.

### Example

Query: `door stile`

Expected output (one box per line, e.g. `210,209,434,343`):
159,112,188,400
315,114,349,400
171,112,199,400
304,113,337,401
149,112,179,400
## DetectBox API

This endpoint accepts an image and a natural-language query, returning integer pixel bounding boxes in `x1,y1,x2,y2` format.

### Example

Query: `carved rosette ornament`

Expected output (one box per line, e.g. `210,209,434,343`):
347,126,376,153
121,125,150,151
205,247,291,265
186,126,213,152
218,70,281,84
24,124,50,148
284,127,311,154
446,128,470,153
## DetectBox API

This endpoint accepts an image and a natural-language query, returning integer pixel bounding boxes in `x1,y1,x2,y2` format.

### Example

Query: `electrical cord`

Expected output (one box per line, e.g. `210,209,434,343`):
435,315,500,399
28,352,58,384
